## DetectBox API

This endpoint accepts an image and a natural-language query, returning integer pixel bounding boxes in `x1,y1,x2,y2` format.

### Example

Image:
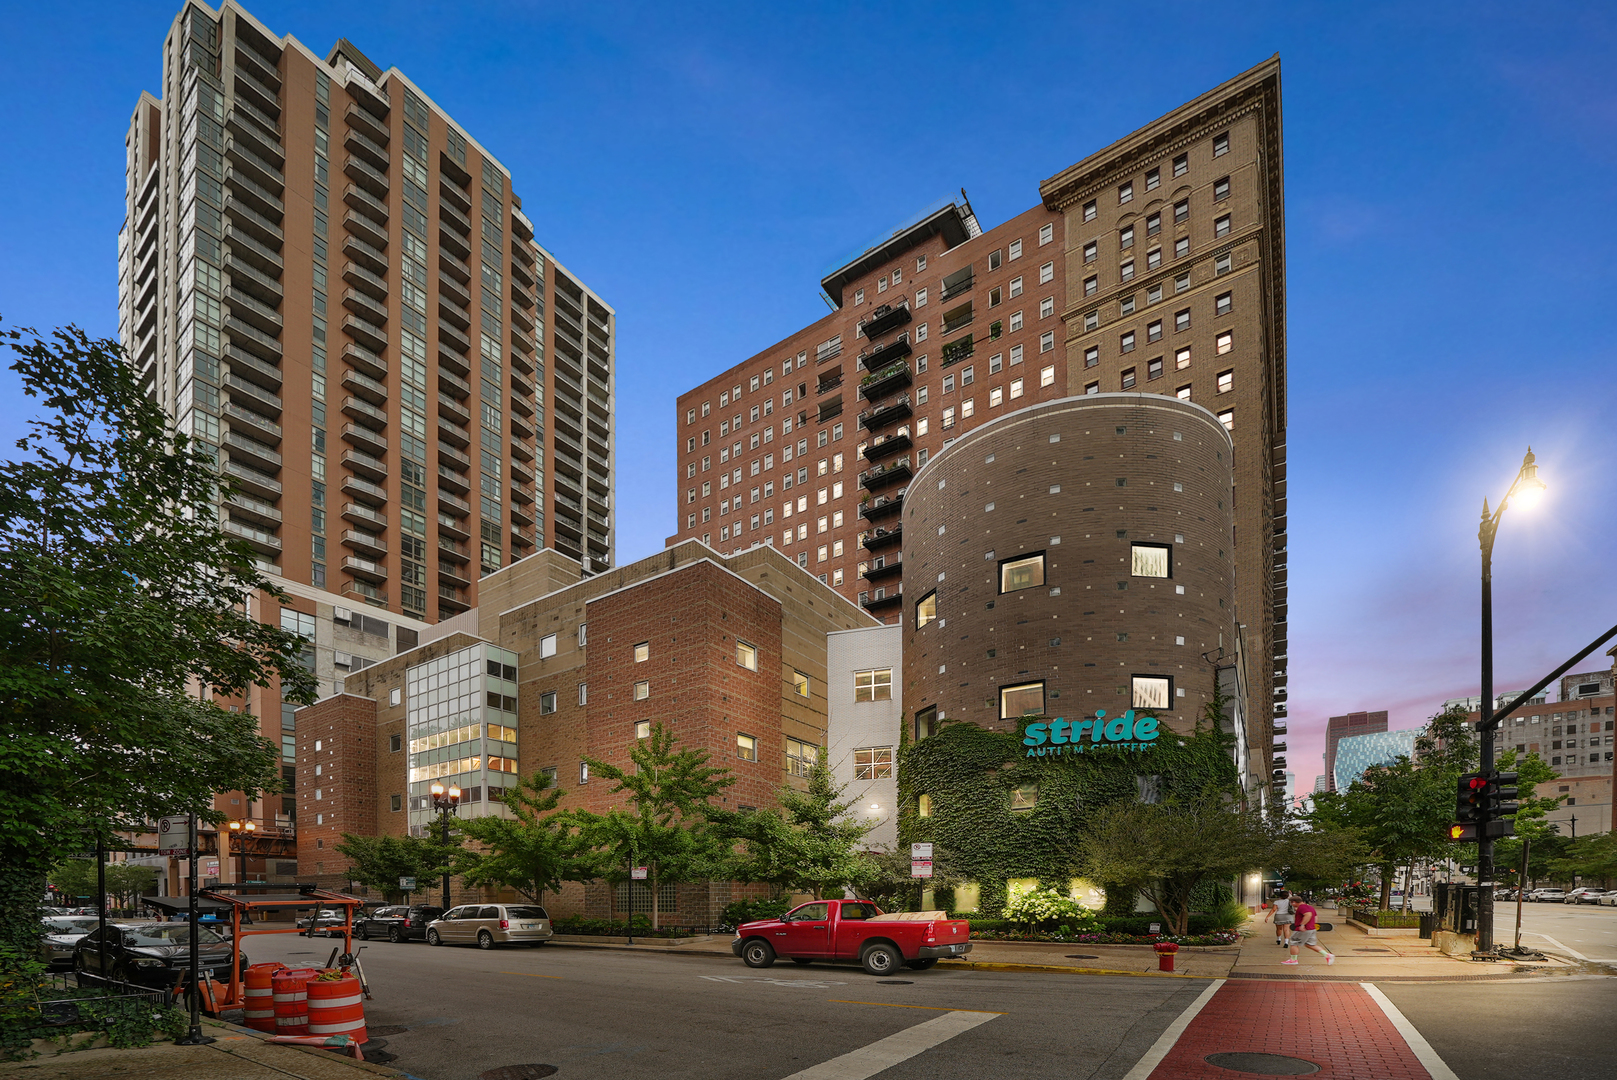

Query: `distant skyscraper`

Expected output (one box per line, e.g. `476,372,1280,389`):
118,0,615,840
1313,774,1327,794
1323,711,1387,793
1332,729,1419,792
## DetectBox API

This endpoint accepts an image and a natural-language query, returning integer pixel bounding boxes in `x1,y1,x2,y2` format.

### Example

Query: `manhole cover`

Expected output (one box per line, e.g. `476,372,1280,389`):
480,1067,558,1080
1205,1052,1320,1075
876,980,913,985
362,1039,396,1065
368,1025,408,1037
1065,954,1101,960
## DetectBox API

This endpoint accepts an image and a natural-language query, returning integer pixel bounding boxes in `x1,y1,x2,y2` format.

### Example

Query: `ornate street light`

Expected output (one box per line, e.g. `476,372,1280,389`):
226,819,256,885
429,782,461,908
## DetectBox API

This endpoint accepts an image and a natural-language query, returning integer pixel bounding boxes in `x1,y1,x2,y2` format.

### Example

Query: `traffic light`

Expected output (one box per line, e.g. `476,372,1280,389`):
1484,772,1520,819
1448,823,1477,842
1449,771,1520,841
1454,772,1486,824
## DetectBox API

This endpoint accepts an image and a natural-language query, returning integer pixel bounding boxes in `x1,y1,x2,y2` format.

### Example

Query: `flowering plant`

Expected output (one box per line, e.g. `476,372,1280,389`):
1001,888,1101,931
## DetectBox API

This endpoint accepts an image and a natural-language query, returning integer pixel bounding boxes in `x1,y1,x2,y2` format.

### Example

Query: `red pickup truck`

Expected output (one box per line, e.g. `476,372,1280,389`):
730,899,971,975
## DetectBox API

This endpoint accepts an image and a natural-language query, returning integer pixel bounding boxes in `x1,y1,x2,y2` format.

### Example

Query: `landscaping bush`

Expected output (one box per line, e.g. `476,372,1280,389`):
1210,897,1251,932
1097,914,1219,936
719,898,792,929
1002,888,1101,932
550,915,695,938
1101,885,1138,917
0,949,188,1061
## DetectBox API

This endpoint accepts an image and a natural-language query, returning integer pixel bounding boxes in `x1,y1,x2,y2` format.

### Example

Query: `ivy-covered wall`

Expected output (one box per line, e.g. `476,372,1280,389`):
896,717,1239,917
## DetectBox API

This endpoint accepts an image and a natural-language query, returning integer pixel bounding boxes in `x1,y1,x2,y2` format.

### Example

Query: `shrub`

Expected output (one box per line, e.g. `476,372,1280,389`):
719,898,792,928
1101,885,1138,917
1209,897,1251,931
1097,914,1219,936
1002,888,1101,932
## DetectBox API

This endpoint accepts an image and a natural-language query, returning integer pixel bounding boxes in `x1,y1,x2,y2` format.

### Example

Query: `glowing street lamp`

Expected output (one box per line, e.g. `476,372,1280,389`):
429,782,461,908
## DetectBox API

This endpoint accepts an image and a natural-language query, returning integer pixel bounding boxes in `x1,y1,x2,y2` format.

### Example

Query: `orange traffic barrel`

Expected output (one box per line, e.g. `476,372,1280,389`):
243,962,285,1032
271,967,321,1036
306,972,366,1043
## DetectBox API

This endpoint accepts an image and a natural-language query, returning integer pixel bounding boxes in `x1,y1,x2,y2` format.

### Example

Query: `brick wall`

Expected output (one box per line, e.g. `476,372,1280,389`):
294,693,379,890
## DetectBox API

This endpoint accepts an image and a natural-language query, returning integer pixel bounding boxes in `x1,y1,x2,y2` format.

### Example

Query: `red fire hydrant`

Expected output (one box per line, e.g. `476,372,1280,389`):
1154,941,1180,972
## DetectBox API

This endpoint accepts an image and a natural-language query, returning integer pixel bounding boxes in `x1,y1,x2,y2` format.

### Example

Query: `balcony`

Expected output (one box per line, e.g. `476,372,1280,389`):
439,201,471,238
343,313,387,353
341,502,387,529
437,442,472,470
438,293,471,331
862,555,903,582
342,447,388,481
941,304,975,337
343,183,389,226
230,65,280,121
225,316,283,363
437,394,471,427
226,287,283,336
862,431,911,462
344,555,387,583
225,491,281,528
224,166,284,219
438,561,471,589
222,429,281,472
438,489,472,518
439,247,471,284
225,374,283,417
861,586,903,612
438,176,472,215
342,422,387,456
345,101,389,145
439,322,471,356
940,269,975,301
438,583,470,614
223,517,281,557
859,490,905,521
438,535,470,563
860,456,912,490
343,287,389,325
856,333,912,374
343,154,389,199
226,253,284,305
343,529,387,558
437,463,470,495
860,523,899,552
343,340,387,381
344,126,390,172
342,233,388,276
858,394,912,432
510,503,535,528
343,209,388,250
341,395,389,430
224,137,284,193
223,457,282,500
860,361,912,401
439,222,471,261
859,302,911,340
511,412,535,441
341,473,388,506
223,195,285,247
438,272,471,310
342,260,388,302
437,367,470,401
223,401,281,444
437,415,471,448
940,334,975,368
223,224,284,275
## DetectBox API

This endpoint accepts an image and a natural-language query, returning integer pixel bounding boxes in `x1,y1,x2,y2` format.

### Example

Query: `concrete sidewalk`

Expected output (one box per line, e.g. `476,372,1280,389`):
0,1021,403,1080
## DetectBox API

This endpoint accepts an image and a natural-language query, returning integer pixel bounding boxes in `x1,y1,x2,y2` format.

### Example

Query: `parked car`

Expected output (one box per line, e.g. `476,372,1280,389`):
1600,893,1617,907
41,916,104,970
1533,889,1566,903
73,923,246,989
731,899,971,976
425,904,553,949
295,908,354,936
1572,890,1610,905
360,904,444,942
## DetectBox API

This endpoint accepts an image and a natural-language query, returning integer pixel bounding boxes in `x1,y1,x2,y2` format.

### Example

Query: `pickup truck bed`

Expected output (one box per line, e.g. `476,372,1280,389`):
731,900,970,975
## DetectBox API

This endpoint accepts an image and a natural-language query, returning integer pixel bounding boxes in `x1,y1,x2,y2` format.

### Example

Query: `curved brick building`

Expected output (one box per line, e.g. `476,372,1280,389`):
901,393,1250,768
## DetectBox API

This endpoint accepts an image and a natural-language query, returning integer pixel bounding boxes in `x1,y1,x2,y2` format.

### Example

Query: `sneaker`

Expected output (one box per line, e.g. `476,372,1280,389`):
1325,954,1335,965
1281,958,1298,965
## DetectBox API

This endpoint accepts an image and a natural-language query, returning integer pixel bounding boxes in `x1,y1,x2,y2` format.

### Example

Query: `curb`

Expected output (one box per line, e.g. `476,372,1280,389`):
937,959,1213,979
206,1018,407,1076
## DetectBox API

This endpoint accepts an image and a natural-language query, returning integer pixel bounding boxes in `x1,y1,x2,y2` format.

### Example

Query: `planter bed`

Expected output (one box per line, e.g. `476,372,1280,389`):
969,937,1238,951
972,930,1239,947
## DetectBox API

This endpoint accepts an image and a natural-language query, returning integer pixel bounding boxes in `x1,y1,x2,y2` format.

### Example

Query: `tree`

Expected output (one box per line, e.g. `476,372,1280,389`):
859,845,966,913
1547,833,1617,889
1081,791,1272,935
333,834,444,902
46,860,158,911
453,772,594,905
709,749,879,900
576,724,735,929
0,322,316,958
1491,748,1561,889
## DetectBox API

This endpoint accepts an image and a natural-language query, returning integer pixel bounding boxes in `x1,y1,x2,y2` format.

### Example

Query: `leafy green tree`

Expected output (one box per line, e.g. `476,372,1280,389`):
1547,833,1617,889
0,322,316,959
333,834,444,902
858,845,967,913
709,749,879,900
1491,748,1561,889
576,724,735,929
452,772,593,905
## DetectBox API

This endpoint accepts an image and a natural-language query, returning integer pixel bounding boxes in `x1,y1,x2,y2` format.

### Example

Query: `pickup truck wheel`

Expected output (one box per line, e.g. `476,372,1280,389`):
388,926,402,943
791,958,814,965
906,959,938,970
860,942,902,976
426,929,442,946
740,939,776,968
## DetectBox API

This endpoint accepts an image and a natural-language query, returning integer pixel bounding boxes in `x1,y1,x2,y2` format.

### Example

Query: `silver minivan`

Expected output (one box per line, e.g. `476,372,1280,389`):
425,904,553,949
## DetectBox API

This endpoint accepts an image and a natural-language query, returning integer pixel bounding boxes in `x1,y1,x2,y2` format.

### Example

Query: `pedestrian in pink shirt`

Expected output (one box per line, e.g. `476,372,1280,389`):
1282,899,1334,965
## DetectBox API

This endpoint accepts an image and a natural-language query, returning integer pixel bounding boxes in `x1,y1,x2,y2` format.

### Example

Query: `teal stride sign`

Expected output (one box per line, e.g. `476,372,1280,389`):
1022,709,1160,757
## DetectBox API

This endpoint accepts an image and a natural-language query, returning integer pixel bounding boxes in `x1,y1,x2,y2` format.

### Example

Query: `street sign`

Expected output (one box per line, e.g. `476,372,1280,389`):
157,817,191,852
399,876,417,891
202,859,218,879
631,866,648,880
910,861,933,878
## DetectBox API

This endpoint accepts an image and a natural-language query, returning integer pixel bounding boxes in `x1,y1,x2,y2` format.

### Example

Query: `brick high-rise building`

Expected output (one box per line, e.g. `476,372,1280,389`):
118,0,615,843
672,58,1287,789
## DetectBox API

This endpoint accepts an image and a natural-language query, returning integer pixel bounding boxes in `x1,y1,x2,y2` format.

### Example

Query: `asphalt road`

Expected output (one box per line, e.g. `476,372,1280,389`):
1496,898,1617,960
245,932,1213,1080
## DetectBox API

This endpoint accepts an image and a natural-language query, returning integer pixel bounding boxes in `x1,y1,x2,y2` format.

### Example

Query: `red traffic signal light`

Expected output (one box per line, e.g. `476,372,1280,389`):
1454,772,1486,823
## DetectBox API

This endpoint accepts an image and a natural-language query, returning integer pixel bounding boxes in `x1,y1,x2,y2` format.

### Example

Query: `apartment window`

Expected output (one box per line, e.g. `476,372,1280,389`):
1147,284,1162,305
1214,215,1231,239
1214,176,1230,202
737,733,758,761
736,640,758,670
1175,272,1190,293
786,737,816,777
792,670,810,699
989,387,1004,407
1083,241,1097,263
1083,275,1098,297
1215,252,1232,276
635,720,651,740
1000,681,1046,720
1011,276,1025,298
1218,409,1234,432
1010,377,1024,399
579,761,589,784
1176,385,1192,400
1146,213,1161,237
1132,543,1171,578
1120,331,1136,353
1174,199,1189,224
1008,239,1023,260
914,287,928,310
1120,261,1135,282
854,746,894,780
1118,182,1133,205
1146,166,1160,191
1216,369,1234,394
989,286,1002,308
1217,331,1233,355
1083,200,1097,222
634,641,650,663
943,407,955,429
1119,226,1134,250
1121,294,1136,316
942,374,955,394
918,254,927,270
1040,365,1055,388
1147,320,1162,343
1085,381,1100,395
1215,292,1232,317
1173,153,1188,177
1085,346,1099,368
1175,237,1190,259
390,794,402,812
855,667,894,701
1039,222,1054,245
540,633,558,658
915,588,937,628
999,552,1045,593
1213,131,1229,157
1132,675,1173,712
540,691,557,715
989,249,1002,270
1084,312,1099,332
961,365,975,385
1039,261,1054,285
1175,309,1191,332
1146,248,1162,270
1147,357,1163,380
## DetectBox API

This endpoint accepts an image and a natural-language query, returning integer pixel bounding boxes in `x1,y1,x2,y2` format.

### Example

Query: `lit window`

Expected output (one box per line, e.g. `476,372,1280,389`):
1132,675,1172,710
635,720,651,739
1010,783,1039,812
1217,370,1233,394
1000,681,1046,719
793,670,810,698
1040,365,1055,388
1217,331,1233,355
737,733,758,761
539,633,558,659
634,641,649,663
634,680,649,701
855,668,894,702
786,737,817,777
999,553,1044,593
915,590,937,628
736,640,758,670
918,793,933,817
854,746,894,780
1132,543,1171,578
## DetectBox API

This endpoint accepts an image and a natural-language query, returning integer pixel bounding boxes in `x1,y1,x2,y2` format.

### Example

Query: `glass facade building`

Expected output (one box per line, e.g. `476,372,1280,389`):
405,642,520,834
1332,729,1419,792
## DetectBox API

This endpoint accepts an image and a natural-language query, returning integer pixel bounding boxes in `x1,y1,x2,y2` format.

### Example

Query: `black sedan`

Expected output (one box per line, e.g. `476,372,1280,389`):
359,904,444,942
73,923,246,989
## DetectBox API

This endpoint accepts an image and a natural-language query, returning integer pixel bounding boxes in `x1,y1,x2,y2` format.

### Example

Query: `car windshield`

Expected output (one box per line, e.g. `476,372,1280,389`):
123,925,225,947
44,918,99,934
506,907,548,920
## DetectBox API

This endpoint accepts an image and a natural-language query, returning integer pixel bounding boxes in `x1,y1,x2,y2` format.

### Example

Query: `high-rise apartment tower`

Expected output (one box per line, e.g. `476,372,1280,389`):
119,0,615,840
673,59,1286,791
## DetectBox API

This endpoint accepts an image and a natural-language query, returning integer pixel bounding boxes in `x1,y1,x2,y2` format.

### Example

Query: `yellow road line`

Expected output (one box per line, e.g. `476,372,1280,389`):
828,999,1005,1014
500,971,564,979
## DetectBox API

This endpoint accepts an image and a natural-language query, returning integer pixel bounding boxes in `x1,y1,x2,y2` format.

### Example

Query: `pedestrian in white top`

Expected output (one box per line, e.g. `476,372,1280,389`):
1263,889,1294,947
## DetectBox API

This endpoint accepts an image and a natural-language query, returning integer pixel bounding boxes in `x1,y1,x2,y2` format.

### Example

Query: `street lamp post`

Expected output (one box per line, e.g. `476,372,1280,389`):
1475,448,1546,954
226,819,256,885
429,782,461,909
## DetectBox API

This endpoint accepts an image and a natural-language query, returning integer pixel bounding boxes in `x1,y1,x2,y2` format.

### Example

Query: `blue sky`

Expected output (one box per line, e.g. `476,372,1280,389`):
3,1,1615,785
